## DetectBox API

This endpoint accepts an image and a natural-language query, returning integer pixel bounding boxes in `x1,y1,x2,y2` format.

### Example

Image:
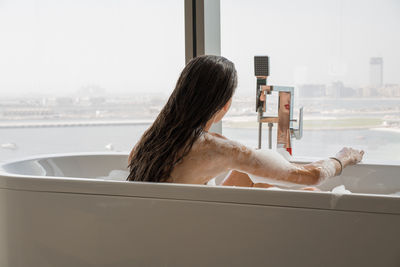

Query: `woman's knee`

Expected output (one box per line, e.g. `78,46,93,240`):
221,170,253,187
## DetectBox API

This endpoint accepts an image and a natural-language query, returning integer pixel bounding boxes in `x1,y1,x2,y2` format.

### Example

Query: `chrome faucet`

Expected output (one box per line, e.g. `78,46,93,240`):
254,56,303,155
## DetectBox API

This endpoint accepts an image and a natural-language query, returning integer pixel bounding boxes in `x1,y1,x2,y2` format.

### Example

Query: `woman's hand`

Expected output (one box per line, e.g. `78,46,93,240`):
335,147,364,167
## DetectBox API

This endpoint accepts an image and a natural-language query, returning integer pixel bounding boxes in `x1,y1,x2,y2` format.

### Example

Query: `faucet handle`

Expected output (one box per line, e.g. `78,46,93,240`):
291,106,303,140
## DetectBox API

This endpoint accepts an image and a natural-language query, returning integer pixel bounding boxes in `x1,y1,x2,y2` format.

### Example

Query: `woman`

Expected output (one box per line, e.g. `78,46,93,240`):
127,55,364,187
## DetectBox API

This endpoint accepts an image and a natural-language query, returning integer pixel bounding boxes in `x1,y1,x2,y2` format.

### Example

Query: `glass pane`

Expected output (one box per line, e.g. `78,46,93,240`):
221,0,400,163
0,0,184,161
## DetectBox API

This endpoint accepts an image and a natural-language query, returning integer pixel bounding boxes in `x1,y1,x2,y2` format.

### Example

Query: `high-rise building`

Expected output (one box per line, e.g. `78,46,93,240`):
370,57,383,88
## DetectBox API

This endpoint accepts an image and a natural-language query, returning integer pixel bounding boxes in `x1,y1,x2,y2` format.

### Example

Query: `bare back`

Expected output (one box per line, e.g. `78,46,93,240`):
168,132,232,185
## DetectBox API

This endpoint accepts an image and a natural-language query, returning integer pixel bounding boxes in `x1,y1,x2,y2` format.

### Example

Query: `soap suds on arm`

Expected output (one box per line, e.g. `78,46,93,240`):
217,138,341,186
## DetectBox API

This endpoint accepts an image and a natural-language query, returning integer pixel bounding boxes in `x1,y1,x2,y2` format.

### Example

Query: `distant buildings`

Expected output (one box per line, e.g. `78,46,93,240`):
377,84,400,97
89,97,106,105
299,82,357,98
360,86,375,97
298,84,326,98
327,81,357,98
298,57,399,98
56,97,74,106
363,57,400,97
2,108,54,117
370,57,383,88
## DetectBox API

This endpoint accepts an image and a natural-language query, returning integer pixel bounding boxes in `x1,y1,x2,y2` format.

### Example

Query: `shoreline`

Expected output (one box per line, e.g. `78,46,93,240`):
0,117,398,132
0,120,154,129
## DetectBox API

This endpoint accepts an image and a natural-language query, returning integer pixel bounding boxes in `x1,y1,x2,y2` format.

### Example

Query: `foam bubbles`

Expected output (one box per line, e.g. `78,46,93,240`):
331,185,352,194
319,160,337,181
98,169,129,181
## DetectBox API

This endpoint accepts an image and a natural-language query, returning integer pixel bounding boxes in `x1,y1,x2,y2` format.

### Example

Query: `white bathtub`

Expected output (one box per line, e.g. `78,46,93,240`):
0,152,399,267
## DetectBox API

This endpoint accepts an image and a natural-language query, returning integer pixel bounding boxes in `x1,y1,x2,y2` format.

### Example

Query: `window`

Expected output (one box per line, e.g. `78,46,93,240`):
221,0,400,163
0,0,184,161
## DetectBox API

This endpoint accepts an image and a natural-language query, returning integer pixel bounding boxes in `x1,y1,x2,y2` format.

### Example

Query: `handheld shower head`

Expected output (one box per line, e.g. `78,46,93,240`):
254,56,269,77
254,56,269,112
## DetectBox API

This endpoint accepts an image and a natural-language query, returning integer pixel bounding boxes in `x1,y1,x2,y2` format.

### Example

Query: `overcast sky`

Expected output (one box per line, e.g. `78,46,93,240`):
222,0,400,95
0,0,399,97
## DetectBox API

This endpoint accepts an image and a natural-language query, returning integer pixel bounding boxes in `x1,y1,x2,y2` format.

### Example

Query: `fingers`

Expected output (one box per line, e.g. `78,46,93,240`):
358,150,365,162
336,147,365,165
354,148,364,163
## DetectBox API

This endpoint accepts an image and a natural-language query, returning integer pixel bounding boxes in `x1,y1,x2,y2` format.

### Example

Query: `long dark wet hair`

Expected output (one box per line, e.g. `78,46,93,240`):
127,55,237,182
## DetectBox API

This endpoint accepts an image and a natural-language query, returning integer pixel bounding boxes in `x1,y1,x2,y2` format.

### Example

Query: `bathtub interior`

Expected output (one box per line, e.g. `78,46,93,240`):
1,153,399,195
316,163,400,195
0,153,129,179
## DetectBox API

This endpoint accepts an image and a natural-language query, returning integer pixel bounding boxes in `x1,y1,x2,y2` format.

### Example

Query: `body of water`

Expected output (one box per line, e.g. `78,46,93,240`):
1,124,399,164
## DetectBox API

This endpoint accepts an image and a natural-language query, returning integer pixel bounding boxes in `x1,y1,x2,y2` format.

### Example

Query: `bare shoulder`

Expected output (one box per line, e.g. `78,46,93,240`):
196,132,252,156
206,132,228,140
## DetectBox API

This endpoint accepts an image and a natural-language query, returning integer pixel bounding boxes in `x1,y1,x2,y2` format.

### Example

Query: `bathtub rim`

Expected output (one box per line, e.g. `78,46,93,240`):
0,152,399,216
1,151,400,176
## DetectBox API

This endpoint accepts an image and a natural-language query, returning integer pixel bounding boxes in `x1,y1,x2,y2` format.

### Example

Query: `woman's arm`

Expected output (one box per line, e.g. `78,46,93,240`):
219,138,364,186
